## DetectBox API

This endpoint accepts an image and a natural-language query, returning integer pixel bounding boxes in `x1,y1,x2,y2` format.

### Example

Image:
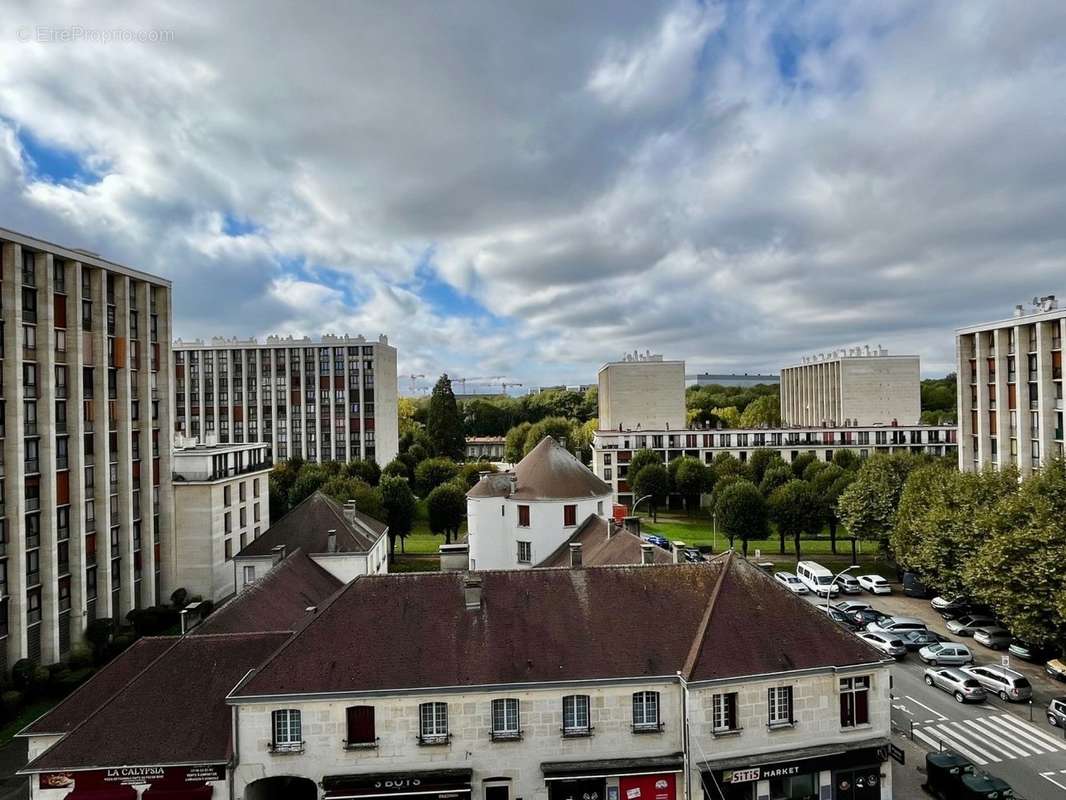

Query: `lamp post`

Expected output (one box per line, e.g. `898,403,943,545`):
712,511,718,553
826,565,861,618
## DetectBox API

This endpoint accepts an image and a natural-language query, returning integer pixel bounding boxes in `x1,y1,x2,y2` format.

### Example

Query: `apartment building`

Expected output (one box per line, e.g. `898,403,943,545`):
780,347,921,427
0,229,174,669
598,353,687,431
173,334,398,466
956,295,1066,476
171,439,272,600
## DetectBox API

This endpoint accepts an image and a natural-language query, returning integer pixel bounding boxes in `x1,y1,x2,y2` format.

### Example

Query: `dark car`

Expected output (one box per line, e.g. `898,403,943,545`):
850,608,891,627
1046,658,1066,682
822,607,862,630
1009,639,1053,662
642,534,671,551
680,548,704,564
923,753,974,800
932,596,972,619
903,571,932,598
900,629,951,652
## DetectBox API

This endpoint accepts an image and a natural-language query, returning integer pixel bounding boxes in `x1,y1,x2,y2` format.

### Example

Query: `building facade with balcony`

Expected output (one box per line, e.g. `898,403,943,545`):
172,439,273,601
173,334,398,466
0,228,174,669
956,296,1066,476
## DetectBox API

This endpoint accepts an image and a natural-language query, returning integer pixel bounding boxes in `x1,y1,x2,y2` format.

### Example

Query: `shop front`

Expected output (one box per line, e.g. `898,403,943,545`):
700,741,889,800
34,764,226,799
543,755,683,800
321,769,473,800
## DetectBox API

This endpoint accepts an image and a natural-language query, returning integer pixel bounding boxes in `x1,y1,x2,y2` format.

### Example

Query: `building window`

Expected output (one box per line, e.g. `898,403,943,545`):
768,686,793,728
242,565,255,586
345,705,377,747
516,541,531,564
270,709,303,752
632,691,660,731
563,504,577,527
839,676,870,728
224,485,231,506
224,538,232,560
491,698,520,740
419,702,449,743
253,477,260,497
562,694,591,736
712,692,739,734
517,505,530,527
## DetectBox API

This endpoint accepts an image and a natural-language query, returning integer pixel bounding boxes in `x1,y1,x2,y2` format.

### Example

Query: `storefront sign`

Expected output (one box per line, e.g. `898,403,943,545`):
724,762,806,783
39,764,225,790
618,773,676,800
323,770,473,799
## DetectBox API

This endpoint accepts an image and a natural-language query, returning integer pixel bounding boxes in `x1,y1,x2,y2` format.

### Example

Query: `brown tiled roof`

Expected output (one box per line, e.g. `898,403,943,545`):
536,515,674,567
22,633,291,772
236,555,883,698
467,436,610,500
194,549,344,635
236,491,386,558
19,637,177,737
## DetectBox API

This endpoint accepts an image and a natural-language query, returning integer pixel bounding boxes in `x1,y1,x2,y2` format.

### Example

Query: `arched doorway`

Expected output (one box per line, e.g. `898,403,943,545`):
246,775,317,800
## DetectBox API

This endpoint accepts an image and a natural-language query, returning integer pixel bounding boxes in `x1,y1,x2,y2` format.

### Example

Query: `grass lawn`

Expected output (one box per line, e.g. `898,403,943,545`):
393,500,467,555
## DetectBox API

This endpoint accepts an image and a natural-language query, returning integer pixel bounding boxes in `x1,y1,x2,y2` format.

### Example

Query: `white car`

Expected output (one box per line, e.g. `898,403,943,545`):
774,572,809,595
857,632,907,659
857,574,891,595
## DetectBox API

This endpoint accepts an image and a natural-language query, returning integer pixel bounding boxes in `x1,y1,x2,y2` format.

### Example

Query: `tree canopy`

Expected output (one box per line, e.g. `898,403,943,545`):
714,480,768,555
426,374,465,460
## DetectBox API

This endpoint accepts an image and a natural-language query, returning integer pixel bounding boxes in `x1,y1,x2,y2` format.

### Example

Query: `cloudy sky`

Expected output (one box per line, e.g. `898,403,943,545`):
1,1,1064,392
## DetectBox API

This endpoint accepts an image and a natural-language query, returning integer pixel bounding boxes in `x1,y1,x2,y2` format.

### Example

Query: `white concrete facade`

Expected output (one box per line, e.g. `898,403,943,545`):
172,441,272,601
0,229,174,669
598,357,687,432
956,300,1066,477
173,334,398,466
780,351,921,427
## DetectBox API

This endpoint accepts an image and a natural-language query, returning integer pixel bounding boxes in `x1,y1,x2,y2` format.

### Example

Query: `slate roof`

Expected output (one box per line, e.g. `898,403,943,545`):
536,515,675,567
467,436,610,500
236,491,387,557
194,548,343,635
235,554,884,698
22,633,291,772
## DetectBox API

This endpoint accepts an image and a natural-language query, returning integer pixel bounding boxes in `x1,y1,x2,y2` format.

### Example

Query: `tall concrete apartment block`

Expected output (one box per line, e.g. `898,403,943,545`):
0,229,174,669
598,353,687,431
173,335,398,466
780,347,921,426
956,296,1065,477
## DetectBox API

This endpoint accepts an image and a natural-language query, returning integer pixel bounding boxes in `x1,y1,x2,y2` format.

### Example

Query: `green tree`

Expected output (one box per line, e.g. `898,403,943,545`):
457,461,498,489
523,417,578,457
831,449,862,471
811,463,850,553
461,398,515,437
747,449,785,485
632,463,670,521
759,464,793,497
379,475,417,556
714,480,768,556
768,480,824,558
504,422,533,463
739,395,781,428
627,449,662,482
426,482,467,543
382,458,411,481
345,458,381,486
712,452,747,480
414,457,460,496
426,374,465,459
673,457,713,515
319,476,368,505
790,453,817,479
712,406,742,428
287,464,331,509
837,453,918,553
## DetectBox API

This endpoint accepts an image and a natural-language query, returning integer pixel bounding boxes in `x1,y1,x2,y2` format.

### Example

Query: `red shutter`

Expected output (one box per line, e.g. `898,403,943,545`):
855,689,869,725
347,705,375,744
564,505,576,526
54,294,67,328
518,506,530,527
56,472,70,505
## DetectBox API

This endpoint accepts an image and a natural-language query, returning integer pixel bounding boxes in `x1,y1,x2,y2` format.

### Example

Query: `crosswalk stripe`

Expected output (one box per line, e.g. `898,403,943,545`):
978,715,1055,755
995,713,1066,751
963,717,1033,758
930,723,1000,763
912,726,975,761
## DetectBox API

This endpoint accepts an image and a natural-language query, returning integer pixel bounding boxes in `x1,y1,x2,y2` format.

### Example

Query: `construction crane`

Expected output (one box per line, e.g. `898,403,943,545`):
406,374,425,394
453,376,503,394
500,381,524,394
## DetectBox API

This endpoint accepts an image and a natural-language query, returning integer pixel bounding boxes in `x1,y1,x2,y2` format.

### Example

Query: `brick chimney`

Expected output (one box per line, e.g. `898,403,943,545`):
464,575,483,610
673,541,686,565
271,544,286,565
569,542,583,568
641,543,654,565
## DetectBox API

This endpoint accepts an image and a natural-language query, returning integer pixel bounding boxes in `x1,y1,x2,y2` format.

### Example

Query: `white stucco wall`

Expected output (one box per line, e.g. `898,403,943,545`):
598,361,687,432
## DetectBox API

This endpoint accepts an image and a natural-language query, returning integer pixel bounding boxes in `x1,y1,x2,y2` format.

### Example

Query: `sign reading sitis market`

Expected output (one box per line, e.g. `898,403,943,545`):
725,764,802,784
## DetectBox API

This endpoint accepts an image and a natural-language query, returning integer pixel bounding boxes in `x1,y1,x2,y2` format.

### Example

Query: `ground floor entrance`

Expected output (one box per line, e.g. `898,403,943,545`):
321,768,473,800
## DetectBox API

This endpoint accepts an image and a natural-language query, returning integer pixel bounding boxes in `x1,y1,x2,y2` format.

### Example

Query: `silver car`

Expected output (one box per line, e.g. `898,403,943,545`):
833,600,871,615
972,626,1012,650
867,616,928,635
946,614,998,636
918,642,974,666
924,667,987,703
858,631,907,659
962,665,1033,702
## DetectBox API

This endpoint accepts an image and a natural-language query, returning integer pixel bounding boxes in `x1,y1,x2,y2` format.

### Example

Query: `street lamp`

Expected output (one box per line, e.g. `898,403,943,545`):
630,494,653,515
712,511,718,553
826,565,861,618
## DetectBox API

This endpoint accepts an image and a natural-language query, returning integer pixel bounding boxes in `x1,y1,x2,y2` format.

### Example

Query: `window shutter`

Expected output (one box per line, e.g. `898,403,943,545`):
855,688,869,725
347,705,375,743
839,693,850,727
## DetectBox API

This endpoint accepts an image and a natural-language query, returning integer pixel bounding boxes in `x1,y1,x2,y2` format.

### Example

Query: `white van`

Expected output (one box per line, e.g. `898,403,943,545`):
796,561,839,597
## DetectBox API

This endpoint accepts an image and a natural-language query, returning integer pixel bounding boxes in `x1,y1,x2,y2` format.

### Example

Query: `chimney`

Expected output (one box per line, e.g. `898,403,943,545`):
673,541,686,565
464,576,483,610
641,543,655,565
508,474,518,496
327,529,338,553
569,542,583,568
271,544,286,565
478,470,491,482
607,519,618,539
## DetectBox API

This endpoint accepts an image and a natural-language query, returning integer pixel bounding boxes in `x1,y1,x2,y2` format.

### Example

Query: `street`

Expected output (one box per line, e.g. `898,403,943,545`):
801,588,1066,798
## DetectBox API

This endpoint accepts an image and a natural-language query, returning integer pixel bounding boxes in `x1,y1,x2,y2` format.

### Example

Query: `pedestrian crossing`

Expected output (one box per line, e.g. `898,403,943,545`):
912,713,1066,766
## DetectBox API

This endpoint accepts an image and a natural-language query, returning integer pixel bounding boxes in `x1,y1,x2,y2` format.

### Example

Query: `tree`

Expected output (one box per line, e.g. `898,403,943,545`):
397,397,421,438
714,480,768,556
759,464,793,497
287,464,331,509
457,461,497,489
769,480,824,558
831,449,862,472
426,374,465,459
382,458,410,481
790,453,817,479
711,406,742,428
632,463,670,522
811,463,849,553
627,449,662,481
379,476,417,556
345,458,381,486
462,398,514,437
712,452,747,480
739,395,781,428
673,457,712,515
802,459,829,483
320,476,368,505
523,417,578,457
747,449,785,486
414,457,460,496
837,453,918,553
504,422,532,463
426,482,466,543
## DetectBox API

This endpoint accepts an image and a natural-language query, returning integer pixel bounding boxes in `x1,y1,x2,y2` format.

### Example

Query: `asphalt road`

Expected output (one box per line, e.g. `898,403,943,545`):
799,588,1066,798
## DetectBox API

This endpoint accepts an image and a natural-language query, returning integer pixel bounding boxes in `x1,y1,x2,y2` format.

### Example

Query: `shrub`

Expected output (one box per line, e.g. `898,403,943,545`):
85,618,116,663
414,458,460,496
10,659,34,692
29,666,50,698
1,690,23,720
170,587,189,609
67,644,93,670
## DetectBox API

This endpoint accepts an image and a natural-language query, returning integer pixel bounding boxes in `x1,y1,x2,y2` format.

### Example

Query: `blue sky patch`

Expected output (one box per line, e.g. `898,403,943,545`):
15,125,101,185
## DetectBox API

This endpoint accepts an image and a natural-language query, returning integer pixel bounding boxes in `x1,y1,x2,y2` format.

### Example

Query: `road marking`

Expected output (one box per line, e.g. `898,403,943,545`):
929,723,1000,763
995,713,1066,751
905,695,948,721
1042,771,1066,791
892,702,913,716
963,717,1033,758
912,726,967,760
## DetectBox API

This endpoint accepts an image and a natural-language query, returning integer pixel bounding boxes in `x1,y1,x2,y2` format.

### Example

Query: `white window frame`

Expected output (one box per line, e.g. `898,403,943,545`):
767,686,793,727
712,692,738,733
516,541,531,564
419,701,449,742
632,691,660,731
242,565,255,586
839,675,871,728
491,698,520,739
562,694,590,735
271,709,302,751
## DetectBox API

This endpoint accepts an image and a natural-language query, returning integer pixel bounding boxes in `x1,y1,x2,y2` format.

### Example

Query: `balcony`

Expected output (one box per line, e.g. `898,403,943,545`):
24,459,39,474
26,571,40,588
54,348,67,364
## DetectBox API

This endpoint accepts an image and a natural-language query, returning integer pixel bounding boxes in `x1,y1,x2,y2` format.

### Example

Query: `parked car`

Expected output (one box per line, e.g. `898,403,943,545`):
1048,697,1066,728
946,614,998,637
796,560,840,597
972,626,1012,650
922,753,975,800
822,607,861,630
962,665,1033,702
900,629,951,652
832,600,871,615
1047,658,1066,682
931,594,967,612
642,534,671,550
867,616,927,635
857,574,891,595
850,608,891,628
858,631,907,660
931,596,981,620
774,572,809,595
924,667,987,703
1009,639,1053,662
918,642,974,666
836,574,862,595
680,548,704,564
903,571,932,598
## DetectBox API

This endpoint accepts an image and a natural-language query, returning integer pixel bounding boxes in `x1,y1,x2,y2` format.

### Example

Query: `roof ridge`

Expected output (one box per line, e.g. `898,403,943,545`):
681,551,734,680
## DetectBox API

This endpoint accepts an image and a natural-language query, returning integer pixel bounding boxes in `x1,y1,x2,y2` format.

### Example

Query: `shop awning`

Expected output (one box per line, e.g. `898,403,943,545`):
542,755,684,780
698,737,890,773
142,785,214,799
322,769,473,800
65,788,138,800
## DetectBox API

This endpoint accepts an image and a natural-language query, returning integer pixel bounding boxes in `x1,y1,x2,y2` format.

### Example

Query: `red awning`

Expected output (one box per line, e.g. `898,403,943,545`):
142,786,214,800
66,788,138,800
